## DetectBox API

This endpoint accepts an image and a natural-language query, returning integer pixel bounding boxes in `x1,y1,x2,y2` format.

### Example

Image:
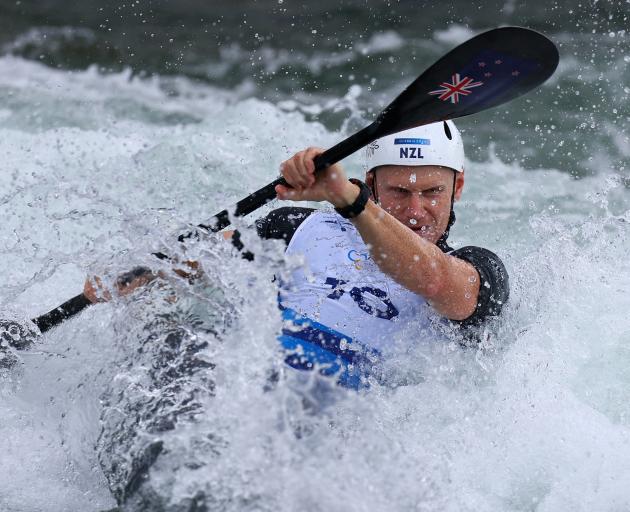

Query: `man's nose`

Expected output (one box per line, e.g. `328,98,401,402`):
406,193,428,215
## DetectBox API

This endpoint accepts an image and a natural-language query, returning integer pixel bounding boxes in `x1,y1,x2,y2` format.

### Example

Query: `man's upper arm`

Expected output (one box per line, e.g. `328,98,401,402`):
449,246,509,327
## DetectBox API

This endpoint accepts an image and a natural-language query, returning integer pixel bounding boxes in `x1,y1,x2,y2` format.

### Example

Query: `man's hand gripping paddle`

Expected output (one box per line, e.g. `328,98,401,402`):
4,26,559,348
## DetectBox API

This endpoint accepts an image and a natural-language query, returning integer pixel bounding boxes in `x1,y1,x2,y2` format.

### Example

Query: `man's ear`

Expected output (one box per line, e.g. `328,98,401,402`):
453,171,465,201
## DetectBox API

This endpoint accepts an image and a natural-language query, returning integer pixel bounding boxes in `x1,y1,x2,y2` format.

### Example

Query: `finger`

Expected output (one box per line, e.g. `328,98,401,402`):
290,152,311,189
87,276,111,302
275,184,294,199
283,151,307,189
297,150,314,187
304,147,324,186
304,147,322,172
83,278,99,304
280,160,304,191
275,184,303,201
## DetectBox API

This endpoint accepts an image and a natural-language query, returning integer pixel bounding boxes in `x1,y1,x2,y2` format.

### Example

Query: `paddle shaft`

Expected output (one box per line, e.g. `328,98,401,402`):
180,124,378,238
33,293,92,333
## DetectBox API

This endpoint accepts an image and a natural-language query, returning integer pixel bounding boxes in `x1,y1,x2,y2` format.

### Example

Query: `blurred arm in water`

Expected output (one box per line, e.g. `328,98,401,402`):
83,233,232,304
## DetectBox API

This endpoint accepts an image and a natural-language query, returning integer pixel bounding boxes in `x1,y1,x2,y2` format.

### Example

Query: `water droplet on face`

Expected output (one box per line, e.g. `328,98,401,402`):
413,254,420,261
468,276,477,283
430,200,437,206
465,293,472,299
409,173,416,183
409,218,417,225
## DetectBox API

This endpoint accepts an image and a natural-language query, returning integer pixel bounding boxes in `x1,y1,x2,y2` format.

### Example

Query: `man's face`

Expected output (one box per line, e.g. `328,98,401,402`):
367,165,464,244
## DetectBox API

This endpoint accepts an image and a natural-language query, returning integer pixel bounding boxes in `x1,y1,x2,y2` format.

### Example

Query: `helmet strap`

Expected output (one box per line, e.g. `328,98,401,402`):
369,169,379,203
435,171,457,252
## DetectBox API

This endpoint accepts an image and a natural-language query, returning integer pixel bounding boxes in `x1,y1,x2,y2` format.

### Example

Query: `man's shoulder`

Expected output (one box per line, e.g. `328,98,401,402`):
447,245,510,327
448,246,506,271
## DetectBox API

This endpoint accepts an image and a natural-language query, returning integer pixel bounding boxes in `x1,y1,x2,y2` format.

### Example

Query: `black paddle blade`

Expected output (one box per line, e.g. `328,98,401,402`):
375,27,559,136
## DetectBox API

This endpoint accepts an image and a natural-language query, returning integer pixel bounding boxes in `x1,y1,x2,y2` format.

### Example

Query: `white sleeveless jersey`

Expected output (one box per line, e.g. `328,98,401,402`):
279,210,444,359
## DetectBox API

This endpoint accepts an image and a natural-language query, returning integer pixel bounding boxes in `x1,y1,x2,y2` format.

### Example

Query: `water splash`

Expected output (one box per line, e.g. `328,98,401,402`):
0,53,629,511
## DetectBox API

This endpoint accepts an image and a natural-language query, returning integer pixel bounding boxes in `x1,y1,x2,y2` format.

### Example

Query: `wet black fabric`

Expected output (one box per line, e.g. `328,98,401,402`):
254,206,316,243
448,246,509,327
252,206,509,326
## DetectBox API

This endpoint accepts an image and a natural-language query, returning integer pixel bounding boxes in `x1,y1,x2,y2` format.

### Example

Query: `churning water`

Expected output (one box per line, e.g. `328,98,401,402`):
0,1,629,510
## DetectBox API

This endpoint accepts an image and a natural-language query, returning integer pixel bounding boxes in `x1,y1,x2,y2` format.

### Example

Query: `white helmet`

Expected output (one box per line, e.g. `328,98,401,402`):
365,120,464,173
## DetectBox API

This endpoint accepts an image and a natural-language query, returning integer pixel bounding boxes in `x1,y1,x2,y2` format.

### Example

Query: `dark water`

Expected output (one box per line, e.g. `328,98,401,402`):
1,0,628,175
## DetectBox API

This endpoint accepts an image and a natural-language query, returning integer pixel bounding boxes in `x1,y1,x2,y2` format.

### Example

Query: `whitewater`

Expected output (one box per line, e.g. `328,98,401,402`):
1,31,630,512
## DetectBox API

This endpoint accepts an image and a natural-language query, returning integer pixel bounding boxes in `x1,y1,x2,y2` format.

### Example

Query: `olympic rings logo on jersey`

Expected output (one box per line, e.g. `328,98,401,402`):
347,249,370,270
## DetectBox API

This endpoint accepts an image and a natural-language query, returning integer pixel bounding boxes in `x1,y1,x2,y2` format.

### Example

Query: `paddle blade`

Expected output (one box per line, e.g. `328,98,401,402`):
375,27,559,136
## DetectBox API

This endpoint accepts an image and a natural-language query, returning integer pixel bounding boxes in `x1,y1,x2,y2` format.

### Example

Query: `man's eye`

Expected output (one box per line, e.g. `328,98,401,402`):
425,187,445,195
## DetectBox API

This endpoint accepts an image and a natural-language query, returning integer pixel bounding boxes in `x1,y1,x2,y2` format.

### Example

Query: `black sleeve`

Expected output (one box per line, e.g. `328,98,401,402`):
254,207,316,246
229,207,316,259
449,246,509,327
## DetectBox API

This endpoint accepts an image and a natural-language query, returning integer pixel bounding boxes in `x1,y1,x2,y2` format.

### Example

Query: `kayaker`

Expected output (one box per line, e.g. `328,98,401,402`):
256,120,509,388
84,120,509,388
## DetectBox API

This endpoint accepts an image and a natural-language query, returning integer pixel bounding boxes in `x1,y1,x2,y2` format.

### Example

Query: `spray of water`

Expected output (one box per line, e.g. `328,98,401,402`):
0,43,629,511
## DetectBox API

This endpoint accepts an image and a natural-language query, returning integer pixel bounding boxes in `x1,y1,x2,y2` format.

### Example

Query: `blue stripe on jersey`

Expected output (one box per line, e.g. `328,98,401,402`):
278,307,381,389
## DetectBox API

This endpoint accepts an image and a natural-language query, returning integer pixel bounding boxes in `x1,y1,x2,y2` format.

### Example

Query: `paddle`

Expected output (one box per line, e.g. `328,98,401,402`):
186,26,559,237
14,26,558,340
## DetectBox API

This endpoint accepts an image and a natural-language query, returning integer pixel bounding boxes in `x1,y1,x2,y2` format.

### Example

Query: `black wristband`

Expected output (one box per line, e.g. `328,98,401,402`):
334,179,371,219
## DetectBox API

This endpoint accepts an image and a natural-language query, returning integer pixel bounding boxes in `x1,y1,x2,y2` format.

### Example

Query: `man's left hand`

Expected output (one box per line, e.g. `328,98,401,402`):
84,266,157,303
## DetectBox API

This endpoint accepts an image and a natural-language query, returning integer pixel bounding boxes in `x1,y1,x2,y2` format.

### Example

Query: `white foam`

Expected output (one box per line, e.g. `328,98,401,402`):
356,31,405,54
434,25,478,45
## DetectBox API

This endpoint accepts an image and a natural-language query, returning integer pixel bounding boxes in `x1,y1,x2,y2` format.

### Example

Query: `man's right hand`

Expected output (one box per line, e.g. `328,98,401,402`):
275,147,359,209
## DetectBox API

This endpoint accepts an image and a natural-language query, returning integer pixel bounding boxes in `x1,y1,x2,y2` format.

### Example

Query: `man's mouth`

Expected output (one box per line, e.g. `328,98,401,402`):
410,225,433,235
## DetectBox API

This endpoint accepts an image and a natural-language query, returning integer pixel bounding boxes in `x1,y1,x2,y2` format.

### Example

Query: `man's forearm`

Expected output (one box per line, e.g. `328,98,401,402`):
350,200,479,320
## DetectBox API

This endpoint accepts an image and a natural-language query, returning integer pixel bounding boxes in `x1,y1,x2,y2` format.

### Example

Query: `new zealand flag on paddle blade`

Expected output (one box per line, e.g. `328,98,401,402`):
428,49,537,106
